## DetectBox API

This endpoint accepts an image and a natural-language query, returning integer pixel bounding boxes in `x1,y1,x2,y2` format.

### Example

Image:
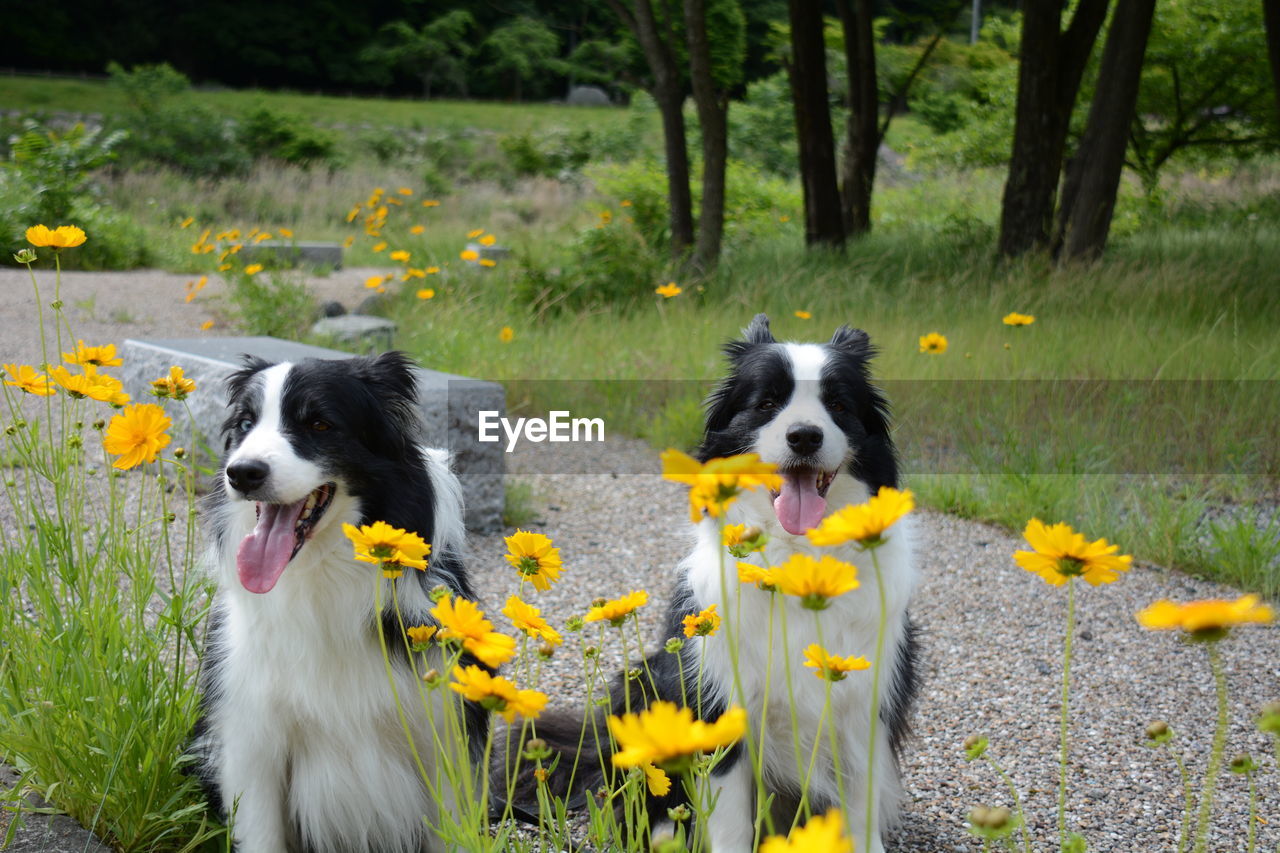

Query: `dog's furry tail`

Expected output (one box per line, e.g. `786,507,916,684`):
489,705,614,824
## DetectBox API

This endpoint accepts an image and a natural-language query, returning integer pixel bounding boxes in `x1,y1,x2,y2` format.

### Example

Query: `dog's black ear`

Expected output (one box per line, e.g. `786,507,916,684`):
226,355,273,401
743,313,774,344
359,351,419,404
829,325,872,357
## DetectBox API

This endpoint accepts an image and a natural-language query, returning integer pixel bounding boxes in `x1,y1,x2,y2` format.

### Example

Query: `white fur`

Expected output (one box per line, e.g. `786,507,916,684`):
684,344,917,853
195,365,471,853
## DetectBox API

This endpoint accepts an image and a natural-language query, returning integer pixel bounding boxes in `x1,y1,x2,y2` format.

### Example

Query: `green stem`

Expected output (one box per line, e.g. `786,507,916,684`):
1191,643,1229,853
1058,576,1076,848
864,547,889,853
1245,770,1255,853
1168,747,1192,853
984,755,1032,853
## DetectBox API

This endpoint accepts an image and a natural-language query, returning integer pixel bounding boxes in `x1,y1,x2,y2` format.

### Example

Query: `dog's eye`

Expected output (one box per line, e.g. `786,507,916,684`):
310,419,330,432
758,399,777,411
237,417,254,433
827,400,845,413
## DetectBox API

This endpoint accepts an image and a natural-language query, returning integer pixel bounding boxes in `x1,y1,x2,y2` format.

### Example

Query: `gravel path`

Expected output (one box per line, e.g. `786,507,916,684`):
1,269,1277,851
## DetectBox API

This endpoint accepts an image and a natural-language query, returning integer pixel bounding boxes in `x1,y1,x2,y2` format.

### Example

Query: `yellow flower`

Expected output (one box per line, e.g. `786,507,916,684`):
102,403,172,469
397,187,413,196
63,340,123,368
599,210,613,225
661,449,783,523
778,215,791,223
479,234,496,246
278,227,293,238
184,275,209,303
502,595,563,646
682,604,720,638
499,326,515,343
252,232,273,243
479,258,497,267
406,624,437,646
449,665,547,722
389,249,411,262
467,228,485,239
347,206,361,222
410,224,425,235
179,216,195,229
342,521,431,575
3,364,55,396
807,486,915,547
723,523,768,557
49,365,129,404
608,701,747,769
342,235,355,248
620,199,632,207
244,264,264,276
655,282,682,298
364,275,388,289
1013,519,1132,587
26,224,87,249
504,529,562,591
737,561,778,591
150,365,197,400
431,596,517,668
373,241,388,252
416,288,436,300
919,332,948,354
585,590,648,626
217,263,232,272
425,266,440,274
802,643,870,681
643,763,671,796
423,199,440,207
200,320,215,331
1136,595,1272,639
794,310,812,320
771,554,860,609
1003,312,1035,326
759,810,853,853
461,249,480,262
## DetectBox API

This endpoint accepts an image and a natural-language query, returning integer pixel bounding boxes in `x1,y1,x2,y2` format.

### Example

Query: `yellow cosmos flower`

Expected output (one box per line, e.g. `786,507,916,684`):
252,232,273,243
723,523,768,558
410,224,425,235
504,530,562,591
49,365,129,405
1003,312,1035,326
422,199,440,207
150,365,197,400
479,234,496,246
759,810,853,853
803,643,870,681
347,207,361,222
406,625,437,646
467,228,485,239
502,595,563,646
342,521,431,575
608,701,747,769
278,227,293,238
620,199,632,207
643,763,671,796
661,449,783,523
417,289,436,300
737,561,778,591
3,364,55,396
585,590,648,626
479,258,497,268
779,215,791,222
200,320,215,331
26,224,87,249
102,403,172,469
807,486,915,547
499,326,514,343
1137,595,1273,640
682,604,721,638
425,266,440,274
461,249,480,262
599,210,613,225
373,241,388,252
364,275,388,289
342,235,355,248
244,264,264,276
397,187,413,196
919,332,948,354
771,554,860,609
179,216,195,228
449,665,547,722
794,310,812,320
1013,519,1132,587
63,340,123,368
389,249,411,262
431,596,517,668
185,275,209,303
655,282,682,298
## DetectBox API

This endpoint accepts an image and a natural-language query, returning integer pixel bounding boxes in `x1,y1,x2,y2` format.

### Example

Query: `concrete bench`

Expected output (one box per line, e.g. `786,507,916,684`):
239,241,344,270
122,336,505,533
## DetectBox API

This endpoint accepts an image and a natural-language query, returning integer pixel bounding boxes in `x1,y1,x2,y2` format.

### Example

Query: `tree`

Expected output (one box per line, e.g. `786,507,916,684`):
684,0,746,271
998,0,1109,257
359,12,477,98
605,0,696,258
1053,0,1157,260
836,0,877,237
1268,0,1280,122
483,17,561,102
786,0,845,246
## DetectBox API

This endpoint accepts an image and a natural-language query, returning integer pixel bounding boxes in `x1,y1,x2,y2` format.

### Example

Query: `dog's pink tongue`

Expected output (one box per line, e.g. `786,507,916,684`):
236,500,305,594
774,472,826,535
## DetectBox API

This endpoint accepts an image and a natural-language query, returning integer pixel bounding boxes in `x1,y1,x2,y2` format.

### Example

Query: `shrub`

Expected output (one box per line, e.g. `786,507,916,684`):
498,129,594,179
517,220,664,310
237,106,341,170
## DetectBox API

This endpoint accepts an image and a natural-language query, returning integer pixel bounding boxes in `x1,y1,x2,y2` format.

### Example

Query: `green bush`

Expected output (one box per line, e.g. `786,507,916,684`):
498,128,593,178
225,267,317,338
237,106,341,169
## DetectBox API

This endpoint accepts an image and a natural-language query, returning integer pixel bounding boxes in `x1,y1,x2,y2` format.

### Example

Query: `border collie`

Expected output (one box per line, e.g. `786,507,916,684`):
527,315,919,852
190,352,487,853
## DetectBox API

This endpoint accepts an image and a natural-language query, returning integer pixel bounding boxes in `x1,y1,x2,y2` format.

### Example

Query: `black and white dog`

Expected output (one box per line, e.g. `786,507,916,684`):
530,315,919,852
190,352,486,853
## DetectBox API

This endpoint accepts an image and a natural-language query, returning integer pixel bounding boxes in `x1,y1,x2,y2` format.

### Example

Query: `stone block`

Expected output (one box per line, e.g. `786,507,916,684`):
239,241,344,270
310,314,396,353
122,336,505,532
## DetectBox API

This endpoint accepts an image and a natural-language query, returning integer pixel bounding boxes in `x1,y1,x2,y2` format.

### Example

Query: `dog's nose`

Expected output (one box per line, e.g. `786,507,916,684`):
226,460,270,494
786,424,824,455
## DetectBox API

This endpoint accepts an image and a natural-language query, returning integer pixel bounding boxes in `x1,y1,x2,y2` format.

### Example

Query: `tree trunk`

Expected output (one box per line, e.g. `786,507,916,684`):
1265,0,1280,124
837,0,878,237
1054,0,1157,261
684,0,729,272
606,0,694,258
787,0,845,246
998,0,1110,257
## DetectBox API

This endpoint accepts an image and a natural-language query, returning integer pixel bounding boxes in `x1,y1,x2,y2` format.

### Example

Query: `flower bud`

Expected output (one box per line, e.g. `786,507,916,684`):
522,738,552,761
583,645,598,658
665,638,685,654
962,734,989,761
538,642,556,659
1144,720,1172,746
566,616,584,633
667,804,691,822
1228,753,1257,774
591,597,607,608
1259,700,1280,735
174,447,186,458
92,419,105,431
421,668,442,687
13,248,37,264
428,584,450,603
